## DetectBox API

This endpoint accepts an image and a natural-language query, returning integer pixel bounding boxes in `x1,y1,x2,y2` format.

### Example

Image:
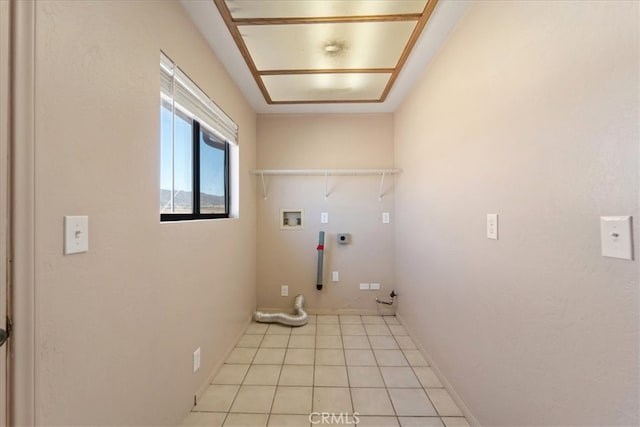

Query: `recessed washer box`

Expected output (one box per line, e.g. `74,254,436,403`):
281,209,304,230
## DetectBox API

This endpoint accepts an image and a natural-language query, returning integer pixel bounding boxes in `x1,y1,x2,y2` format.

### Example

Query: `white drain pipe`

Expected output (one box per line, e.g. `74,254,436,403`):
253,294,308,327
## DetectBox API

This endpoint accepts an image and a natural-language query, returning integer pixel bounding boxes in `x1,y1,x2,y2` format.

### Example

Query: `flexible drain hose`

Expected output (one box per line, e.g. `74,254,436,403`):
253,294,308,327
317,231,325,290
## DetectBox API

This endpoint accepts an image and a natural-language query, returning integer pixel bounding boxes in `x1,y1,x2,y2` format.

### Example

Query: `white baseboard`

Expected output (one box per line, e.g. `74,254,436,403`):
395,313,481,427
194,315,253,405
255,306,396,316
194,310,481,426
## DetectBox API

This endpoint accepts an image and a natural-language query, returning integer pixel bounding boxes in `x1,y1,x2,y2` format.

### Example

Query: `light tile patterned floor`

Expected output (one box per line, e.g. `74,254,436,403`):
183,315,470,427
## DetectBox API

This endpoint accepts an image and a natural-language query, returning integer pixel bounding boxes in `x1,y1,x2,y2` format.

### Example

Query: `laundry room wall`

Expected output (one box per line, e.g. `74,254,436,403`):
256,114,396,314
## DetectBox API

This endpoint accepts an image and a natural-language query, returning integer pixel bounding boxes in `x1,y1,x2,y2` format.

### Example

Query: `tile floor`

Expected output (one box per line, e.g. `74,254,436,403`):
182,315,470,427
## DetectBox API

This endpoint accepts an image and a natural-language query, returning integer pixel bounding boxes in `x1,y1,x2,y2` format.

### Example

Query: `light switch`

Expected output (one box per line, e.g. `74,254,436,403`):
487,214,498,240
193,348,201,373
359,283,370,290
370,283,380,290
600,216,633,260
332,271,339,282
321,212,329,224
64,216,88,255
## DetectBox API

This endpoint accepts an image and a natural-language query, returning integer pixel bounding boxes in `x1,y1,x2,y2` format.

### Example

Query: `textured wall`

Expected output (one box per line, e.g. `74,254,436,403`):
394,1,639,425
256,114,396,314
33,1,256,424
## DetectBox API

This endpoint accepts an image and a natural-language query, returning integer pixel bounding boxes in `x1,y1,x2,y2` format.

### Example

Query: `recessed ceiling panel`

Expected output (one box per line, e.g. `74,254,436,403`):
226,0,428,19
242,21,416,71
262,73,391,102
213,0,439,104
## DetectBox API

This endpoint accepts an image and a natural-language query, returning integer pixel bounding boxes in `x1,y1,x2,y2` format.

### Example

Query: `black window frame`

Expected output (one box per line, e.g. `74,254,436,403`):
160,111,230,222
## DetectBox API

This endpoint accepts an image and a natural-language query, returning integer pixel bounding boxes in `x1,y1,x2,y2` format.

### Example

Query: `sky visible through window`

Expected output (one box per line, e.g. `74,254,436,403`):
160,106,225,212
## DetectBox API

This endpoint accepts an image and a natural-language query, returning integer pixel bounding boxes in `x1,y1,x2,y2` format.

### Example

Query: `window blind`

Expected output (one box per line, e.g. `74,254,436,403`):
160,52,238,145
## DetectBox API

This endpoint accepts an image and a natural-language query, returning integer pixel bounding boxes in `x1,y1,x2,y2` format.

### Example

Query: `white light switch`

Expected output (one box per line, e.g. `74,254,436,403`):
64,216,89,255
193,347,201,373
359,283,370,290
321,212,329,224
382,212,390,224
332,271,339,282
487,214,498,240
600,216,633,260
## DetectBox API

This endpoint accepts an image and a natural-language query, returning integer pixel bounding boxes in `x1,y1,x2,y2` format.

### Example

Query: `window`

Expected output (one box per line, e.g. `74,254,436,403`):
159,52,237,221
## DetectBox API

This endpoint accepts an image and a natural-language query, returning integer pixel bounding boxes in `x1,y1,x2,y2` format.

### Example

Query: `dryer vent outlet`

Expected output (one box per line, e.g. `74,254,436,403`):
337,233,350,245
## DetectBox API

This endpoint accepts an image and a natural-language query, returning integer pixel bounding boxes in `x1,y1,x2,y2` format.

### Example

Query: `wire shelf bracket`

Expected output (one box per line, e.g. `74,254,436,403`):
250,168,402,200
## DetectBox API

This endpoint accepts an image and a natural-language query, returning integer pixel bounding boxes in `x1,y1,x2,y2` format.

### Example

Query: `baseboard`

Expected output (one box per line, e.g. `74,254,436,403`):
395,313,481,427
193,310,478,425
255,306,397,316
194,315,253,405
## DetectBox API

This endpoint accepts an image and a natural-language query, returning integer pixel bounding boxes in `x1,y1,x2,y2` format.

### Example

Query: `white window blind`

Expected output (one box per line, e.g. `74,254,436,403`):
160,52,238,145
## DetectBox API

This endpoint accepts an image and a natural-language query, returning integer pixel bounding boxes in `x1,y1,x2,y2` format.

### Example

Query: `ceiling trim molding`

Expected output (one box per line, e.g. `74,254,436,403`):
259,68,395,76
380,0,440,101
180,0,471,113
231,14,422,26
213,0,440,105
213,0,273,103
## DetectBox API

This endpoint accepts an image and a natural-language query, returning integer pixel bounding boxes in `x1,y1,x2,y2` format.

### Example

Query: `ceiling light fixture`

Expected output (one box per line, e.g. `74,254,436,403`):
323,40,346,57
324,43,340,53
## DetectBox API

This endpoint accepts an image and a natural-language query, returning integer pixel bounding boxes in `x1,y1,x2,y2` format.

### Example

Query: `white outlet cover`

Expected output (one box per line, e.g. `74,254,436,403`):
487,214,498,240
382,212,390,224
193,347,201,373
359,283,370,290
321,212,329,224
332,271,339,282
64,215,89,255
600,216,633,260
281,285,289,296
370,283,380,290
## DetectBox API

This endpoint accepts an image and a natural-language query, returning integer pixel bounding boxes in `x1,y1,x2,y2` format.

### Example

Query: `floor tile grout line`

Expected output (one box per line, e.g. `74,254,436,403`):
310,319,318,418
362,318,402,420
264,327,291,426
191,317,467,426
376,335,401,420
389,317,444,421
342,316,354,414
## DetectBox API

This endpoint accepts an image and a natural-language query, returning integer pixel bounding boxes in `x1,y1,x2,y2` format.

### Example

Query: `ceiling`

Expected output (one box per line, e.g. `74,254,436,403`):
180,0,470,114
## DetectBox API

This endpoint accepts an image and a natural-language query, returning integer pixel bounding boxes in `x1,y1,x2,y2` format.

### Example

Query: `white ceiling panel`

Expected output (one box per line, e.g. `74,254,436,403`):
242,21,416,70
226,0,428,19
182,0,470,107
181,0,470,111
262,73,391,102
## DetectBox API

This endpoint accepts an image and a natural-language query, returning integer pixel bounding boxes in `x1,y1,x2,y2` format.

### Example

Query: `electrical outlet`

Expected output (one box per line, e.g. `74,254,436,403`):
370,283,380,290
193,347,201,373
382,212,390,224
281,285,289,296
321,212,329,224
487,214,498,240
332,271,339,282
359,283,370,290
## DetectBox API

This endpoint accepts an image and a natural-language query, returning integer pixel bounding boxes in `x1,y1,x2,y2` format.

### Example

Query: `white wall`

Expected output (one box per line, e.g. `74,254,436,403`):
256,114,396,313
32,1,256,424
394,1,639,425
